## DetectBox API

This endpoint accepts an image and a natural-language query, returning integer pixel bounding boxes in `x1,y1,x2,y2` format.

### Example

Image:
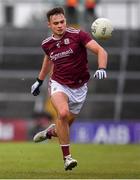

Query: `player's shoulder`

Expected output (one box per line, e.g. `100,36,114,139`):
66,27,80,34
42,36,53,46
66,27,89,37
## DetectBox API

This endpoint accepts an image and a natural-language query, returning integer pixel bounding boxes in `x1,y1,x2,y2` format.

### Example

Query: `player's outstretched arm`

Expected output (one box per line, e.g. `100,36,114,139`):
86,40,108,79
31,55,52,96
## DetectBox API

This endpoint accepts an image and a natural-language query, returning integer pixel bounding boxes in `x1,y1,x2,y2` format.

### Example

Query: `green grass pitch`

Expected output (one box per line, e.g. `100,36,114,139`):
0,142,140,179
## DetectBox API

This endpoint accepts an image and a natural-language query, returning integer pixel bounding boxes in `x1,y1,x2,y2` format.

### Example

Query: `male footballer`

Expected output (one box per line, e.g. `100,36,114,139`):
31,7,108,171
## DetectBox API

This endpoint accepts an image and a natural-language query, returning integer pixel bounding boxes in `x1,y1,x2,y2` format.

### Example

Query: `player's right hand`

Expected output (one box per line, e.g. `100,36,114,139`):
31,78,43,96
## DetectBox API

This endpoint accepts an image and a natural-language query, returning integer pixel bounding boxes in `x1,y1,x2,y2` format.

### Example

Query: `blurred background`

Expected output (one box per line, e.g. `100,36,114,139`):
0,0,140,144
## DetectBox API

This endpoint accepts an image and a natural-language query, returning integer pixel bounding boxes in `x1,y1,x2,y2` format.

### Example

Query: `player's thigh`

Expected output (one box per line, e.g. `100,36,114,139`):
51,92,69,115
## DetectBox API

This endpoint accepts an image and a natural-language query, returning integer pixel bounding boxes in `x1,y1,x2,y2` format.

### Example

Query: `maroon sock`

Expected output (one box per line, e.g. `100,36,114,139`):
61,144,70,160
46,128,57,139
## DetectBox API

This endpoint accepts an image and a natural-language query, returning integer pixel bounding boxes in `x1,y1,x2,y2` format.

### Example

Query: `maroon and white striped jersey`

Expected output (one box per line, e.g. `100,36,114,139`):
42,27,92,88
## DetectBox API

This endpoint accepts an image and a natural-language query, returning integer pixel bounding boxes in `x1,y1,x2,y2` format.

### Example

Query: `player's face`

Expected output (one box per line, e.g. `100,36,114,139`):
48,14,66,38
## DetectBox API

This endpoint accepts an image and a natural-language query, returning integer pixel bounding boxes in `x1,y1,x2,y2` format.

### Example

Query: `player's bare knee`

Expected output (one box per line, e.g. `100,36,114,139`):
59,109,69,120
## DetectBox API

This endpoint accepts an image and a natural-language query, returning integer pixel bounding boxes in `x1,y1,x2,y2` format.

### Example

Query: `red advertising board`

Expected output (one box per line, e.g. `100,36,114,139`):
0,119,27,141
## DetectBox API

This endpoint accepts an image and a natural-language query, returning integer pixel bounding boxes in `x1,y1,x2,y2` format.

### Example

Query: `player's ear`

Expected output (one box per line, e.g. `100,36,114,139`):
64,17,66,23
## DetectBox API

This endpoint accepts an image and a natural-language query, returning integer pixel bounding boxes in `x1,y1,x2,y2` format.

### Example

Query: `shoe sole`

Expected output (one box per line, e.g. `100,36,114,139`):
33,124,55,143
65,161,77,171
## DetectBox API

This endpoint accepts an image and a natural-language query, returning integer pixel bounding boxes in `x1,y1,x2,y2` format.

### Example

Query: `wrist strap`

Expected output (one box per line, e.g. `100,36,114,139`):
98,68,106,70
37,78,43,84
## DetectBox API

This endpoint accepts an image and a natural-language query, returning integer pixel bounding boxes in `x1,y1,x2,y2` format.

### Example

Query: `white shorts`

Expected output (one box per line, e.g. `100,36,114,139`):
49,80,88,114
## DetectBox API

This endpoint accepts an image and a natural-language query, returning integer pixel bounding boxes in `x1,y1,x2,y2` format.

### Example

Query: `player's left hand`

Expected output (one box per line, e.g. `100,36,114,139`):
94,68,107,79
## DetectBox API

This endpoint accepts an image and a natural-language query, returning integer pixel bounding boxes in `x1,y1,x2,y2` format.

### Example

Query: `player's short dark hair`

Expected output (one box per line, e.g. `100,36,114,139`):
46,7,65,21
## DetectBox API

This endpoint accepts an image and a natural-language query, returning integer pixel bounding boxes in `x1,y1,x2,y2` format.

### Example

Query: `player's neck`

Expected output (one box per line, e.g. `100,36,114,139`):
52,33,65,40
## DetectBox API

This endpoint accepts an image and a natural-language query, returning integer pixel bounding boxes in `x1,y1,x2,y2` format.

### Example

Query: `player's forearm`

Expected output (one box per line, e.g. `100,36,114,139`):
38,56,52,80
38,68,49,80
86,40,108,69
97,47,108,69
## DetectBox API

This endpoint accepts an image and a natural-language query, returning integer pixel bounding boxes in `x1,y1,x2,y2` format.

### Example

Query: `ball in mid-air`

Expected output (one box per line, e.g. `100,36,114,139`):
91,18,113,40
